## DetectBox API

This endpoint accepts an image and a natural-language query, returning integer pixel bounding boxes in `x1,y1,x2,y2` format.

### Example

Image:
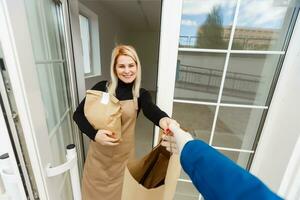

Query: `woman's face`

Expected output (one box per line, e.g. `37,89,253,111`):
115,55,137,83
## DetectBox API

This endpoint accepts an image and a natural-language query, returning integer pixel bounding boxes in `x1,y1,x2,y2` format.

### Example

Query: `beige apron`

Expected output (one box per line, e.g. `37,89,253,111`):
82,100,137,200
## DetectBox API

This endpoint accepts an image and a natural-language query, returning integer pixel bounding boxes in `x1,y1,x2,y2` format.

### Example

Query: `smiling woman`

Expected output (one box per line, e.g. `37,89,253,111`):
115,55,138,84
73,45,178,200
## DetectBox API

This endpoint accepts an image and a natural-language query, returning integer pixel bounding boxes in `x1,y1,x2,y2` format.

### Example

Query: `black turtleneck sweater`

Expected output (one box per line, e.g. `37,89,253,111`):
73,80,169,140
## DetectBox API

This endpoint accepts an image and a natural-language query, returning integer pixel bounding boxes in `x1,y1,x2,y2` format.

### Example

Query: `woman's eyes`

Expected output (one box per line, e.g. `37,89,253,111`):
117,64,135,68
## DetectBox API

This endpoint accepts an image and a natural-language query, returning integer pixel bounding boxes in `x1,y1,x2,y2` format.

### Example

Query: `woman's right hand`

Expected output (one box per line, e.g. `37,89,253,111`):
94,129,120,146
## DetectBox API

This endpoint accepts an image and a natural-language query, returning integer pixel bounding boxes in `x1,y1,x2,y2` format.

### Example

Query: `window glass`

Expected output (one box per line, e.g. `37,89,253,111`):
173,102,216,143
212,106,264,150
221,54,282,105
175,52,226,102
79,14,92,74
179,0,237,49
232,0,295,51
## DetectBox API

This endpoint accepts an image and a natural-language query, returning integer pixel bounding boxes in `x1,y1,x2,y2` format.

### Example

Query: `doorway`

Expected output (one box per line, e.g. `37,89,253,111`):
78,0,163,159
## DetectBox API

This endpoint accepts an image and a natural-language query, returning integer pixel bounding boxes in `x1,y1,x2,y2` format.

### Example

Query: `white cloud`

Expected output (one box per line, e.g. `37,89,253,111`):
182,0,235,15
181,0,290,29
237,0,288,28
181,19,198,26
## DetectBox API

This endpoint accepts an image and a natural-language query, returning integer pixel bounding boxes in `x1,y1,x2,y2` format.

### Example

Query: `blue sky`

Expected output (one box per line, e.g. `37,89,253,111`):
180,0,288,37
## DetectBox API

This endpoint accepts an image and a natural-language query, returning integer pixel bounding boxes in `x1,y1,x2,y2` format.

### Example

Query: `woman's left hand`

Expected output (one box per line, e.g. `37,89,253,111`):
159,117,179,134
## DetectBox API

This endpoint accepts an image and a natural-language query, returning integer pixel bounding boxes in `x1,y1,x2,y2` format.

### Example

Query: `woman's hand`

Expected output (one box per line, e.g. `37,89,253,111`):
94,129,120,146
159,117,179,134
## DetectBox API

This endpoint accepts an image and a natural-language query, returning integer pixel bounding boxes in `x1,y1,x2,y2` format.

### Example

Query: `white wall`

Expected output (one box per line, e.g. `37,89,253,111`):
80,1,129,90
124,31,160,91
250,14,300,193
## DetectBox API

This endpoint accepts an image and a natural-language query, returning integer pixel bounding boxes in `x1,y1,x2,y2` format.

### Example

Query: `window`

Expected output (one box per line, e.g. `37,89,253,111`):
173,0,298,199
78,3,101,77
79,14,92,75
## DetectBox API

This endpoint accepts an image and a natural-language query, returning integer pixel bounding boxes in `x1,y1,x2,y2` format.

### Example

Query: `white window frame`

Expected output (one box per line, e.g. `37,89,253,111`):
79,3,101,78
157,0,300,199
250,11,300,193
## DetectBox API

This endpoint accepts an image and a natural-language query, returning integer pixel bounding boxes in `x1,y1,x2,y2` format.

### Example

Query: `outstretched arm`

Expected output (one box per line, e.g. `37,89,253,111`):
168,124,282,200
139,89,169,128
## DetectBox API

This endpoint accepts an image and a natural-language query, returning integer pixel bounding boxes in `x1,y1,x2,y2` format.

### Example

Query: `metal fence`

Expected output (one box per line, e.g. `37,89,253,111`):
176,64,261,100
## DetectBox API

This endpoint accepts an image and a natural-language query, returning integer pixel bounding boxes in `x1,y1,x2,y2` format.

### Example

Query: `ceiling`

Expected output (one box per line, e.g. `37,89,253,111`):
81,0,162,31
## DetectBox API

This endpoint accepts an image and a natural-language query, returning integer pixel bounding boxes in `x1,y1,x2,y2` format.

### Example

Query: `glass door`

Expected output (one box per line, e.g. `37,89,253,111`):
0,0,82,199
157,0,299,199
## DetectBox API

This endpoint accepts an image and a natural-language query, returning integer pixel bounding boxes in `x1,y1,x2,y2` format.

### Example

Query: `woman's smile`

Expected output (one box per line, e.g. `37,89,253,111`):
115,55,137,83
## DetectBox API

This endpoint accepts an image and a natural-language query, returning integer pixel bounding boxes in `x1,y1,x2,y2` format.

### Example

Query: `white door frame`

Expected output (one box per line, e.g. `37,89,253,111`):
60,0,86,179
0,0,83,199
155,0,183,145
0,0,51,198
250,9,300,193
0,99,27,199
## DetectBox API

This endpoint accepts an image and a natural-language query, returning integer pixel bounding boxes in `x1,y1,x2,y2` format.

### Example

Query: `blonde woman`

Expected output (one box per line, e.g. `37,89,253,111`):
73,45,177,200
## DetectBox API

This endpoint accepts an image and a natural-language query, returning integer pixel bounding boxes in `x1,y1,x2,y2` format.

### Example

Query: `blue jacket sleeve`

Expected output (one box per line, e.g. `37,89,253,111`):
180,140,283,200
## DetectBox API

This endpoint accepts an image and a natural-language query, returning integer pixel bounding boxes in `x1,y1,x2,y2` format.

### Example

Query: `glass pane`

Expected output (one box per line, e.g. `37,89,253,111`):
219,150,252,169
60,174,73,200
79,14,92,74
53,63,69,116
36,64,58,131
212,106,264,150
175,52,226,102
174,181,199,200
173,102,216,143
50,132,65,166
44,0,63,60
221,54,281,105
24,0,48,61
232,0,295,50
61,114,73,148
179,0,236,49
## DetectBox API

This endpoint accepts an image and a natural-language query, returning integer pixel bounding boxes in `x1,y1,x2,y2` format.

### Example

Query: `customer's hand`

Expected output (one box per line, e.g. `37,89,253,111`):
95,129,120,146
161,134,179,154
159,117,179,134
167,122,193,155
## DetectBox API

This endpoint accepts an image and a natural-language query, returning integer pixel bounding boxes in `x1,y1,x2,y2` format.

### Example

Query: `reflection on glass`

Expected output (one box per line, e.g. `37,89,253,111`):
175,52,226,102
79,14,92,74
179,0,236,49
174,181,199,200
233,0,295,50
212,106,264,150
219,150,252,169
61,114,73,148
53,63,70,116
36,64,58,131
221,54,281,105
25,0,48,60
172,102,215,143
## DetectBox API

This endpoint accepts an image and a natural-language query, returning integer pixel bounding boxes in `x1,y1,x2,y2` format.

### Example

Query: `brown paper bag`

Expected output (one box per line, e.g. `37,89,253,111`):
122,142,181,200
84,90,122,139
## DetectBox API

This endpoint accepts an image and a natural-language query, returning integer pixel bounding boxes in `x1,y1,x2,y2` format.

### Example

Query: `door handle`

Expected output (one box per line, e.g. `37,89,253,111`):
45,144,81,200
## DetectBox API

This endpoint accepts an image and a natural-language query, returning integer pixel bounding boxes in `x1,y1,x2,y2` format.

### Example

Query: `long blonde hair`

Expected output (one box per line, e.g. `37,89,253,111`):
108,45,141,101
